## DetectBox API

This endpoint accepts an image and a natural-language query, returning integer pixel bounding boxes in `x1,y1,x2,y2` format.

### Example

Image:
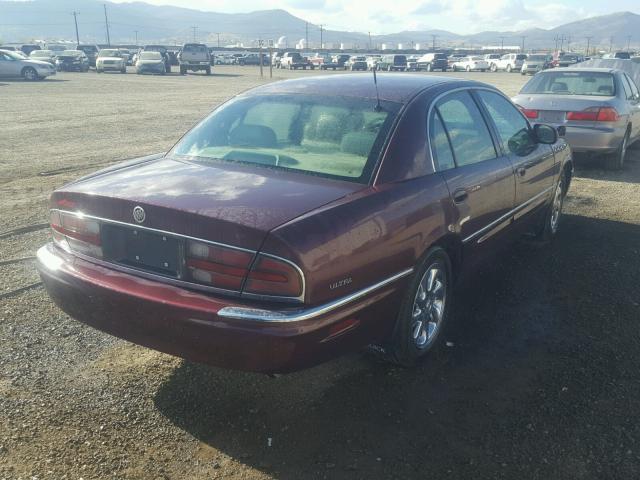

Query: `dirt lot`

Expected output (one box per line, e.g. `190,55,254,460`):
1,66,639,480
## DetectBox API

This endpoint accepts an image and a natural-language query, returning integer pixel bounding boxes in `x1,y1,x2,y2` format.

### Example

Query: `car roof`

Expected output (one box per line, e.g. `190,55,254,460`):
243,74,478,103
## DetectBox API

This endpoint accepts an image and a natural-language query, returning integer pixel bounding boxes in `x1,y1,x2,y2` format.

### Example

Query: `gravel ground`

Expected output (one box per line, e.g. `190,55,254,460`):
1,66,639,480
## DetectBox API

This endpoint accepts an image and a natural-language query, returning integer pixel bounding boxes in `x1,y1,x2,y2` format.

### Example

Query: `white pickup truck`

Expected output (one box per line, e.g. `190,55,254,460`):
489,53,527,72
278,52,312,70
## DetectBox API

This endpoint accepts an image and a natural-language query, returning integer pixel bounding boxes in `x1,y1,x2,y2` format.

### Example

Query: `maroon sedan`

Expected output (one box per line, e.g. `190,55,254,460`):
37,74,573,373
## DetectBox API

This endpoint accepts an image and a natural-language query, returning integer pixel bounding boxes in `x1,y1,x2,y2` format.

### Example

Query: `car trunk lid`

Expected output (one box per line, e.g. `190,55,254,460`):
51,157,363,251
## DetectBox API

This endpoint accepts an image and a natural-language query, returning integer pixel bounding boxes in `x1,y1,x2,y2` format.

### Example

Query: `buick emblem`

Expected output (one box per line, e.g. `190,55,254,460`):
132,206,146,223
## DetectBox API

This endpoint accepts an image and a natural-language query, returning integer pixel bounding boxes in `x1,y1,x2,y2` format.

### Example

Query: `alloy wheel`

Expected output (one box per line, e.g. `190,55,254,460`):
550,178,564,234
411,264,447,349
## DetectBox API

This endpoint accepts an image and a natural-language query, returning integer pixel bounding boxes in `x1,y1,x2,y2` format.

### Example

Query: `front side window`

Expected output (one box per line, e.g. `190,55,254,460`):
625,74,640,99
477,90,536,157
171,94,400,183
435,91,497,167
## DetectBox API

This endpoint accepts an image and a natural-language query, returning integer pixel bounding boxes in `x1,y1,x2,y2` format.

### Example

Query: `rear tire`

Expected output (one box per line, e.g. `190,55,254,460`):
607,129,629,170
426,63,433,72
388,247,452,367
466,65,471,72
206,67,211,75
180,66,186,75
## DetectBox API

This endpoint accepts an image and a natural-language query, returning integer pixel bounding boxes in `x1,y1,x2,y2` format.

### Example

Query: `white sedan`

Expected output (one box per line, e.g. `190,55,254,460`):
451,56,489,72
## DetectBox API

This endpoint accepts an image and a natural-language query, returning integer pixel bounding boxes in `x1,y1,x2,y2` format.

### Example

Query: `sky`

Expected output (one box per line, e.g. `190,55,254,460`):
110,0,640,34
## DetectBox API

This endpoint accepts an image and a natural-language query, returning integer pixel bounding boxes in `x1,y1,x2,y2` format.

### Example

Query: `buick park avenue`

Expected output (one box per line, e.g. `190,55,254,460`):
37,75,573,373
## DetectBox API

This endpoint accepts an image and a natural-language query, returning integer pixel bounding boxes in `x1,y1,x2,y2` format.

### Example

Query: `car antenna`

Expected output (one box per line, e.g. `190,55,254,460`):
372,66,382,112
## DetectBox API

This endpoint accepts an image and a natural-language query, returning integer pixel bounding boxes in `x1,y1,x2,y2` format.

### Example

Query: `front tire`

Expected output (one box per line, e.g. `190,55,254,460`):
466,65,471,72
22,67,38,81
388,247,452,367
536,170,566,241
506,64,513,72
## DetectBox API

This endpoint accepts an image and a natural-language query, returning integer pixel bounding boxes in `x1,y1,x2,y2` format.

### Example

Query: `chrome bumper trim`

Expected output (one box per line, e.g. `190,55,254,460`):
218,268,414,323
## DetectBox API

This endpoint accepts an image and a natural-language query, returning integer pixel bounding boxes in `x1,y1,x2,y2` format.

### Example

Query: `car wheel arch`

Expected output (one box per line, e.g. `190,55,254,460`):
417,233,463,284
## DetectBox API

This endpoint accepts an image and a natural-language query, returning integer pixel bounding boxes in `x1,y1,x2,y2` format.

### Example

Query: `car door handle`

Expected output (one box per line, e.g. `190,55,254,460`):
453,189,468,204
517,167,527,176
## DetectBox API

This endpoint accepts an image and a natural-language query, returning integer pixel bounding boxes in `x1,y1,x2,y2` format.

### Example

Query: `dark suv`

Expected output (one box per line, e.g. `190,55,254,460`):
76,45,99,67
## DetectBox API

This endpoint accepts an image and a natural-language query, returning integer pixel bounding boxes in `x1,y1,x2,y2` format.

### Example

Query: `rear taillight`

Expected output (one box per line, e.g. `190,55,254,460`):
516,105,539,119
50,210,103,258
186,240,253,290
566,107,619,122
244,255,303,298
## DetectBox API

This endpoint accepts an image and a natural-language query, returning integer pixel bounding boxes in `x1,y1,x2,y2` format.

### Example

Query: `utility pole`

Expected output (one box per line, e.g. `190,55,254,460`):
268,39,273,78
191,26,198,43
609,36,614,52
585,36,592,56
319,24,324,50
216,32,220,48
258,39,264,78
368,31,372,50
103,4,111,47
500,36,505,51
520,35,526,53
72,11,80,46
566,35,571,51
627,35,632,51
559,34,565,51
305,22,308,49
431,34,437,50
554,35,559,51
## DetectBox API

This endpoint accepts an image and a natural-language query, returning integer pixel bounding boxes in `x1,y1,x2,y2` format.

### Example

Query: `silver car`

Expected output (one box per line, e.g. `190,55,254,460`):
513,68,640,169
135,51,166,74
0,49,56,80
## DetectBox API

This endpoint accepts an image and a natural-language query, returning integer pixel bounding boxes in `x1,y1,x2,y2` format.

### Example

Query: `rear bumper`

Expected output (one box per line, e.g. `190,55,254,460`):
546,123,626,153
37,243,406,373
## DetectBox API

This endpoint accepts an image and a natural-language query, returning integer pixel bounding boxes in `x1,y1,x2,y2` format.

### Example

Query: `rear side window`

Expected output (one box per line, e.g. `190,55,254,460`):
477,90,536,157
429,111,455,171
435,91,497,167
521,72,616,96
625,74,640,98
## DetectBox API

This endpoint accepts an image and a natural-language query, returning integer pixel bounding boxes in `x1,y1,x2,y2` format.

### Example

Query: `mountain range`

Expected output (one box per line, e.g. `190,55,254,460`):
1,0,638,52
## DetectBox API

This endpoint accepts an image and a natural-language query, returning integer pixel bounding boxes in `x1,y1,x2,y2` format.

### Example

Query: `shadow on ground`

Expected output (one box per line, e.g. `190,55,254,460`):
155,214,640,479
573,147,640,184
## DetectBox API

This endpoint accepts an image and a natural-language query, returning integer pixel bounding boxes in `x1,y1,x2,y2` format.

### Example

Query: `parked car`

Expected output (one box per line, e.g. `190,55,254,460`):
405,56,420,71
29,49,57,65
484,53,502,63
0,49,56,80
178,43,211,74
366,55,381,70
0,45,18,51
447,54,466,68
76,45,99,67
135,51,166,74
37,74,572,374
490,53,527,72
279,51,311,69
451,56,489,72
55,50,90,72
513,67,640,169
551,52,581,68
46,44,72,58
237,53,269,66
118,48,132,66
603,51,632,60
376,54,407,71
416,52,448,72
20,44,41,55
96,49,127,73
143,45,171,73
346,55,368,71
521,54,552,75
309,53,339,70
333,54,351,69
215,54,235,65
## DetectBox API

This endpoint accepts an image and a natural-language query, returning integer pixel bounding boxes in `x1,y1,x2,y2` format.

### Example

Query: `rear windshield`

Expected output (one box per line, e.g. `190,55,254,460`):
615,52,631,59
78,46,97,53
394,55,407,64
139,52,161,60
98,49,120,57
521,72,616,96
31,50,52,56
527,55,548,61
434,54,447,60
171,94,400,183
184,44,208,53
60,50,82,57
516,54,527,60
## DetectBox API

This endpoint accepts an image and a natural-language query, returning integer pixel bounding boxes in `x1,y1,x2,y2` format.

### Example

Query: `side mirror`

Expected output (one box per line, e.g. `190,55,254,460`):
533,124,558,144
